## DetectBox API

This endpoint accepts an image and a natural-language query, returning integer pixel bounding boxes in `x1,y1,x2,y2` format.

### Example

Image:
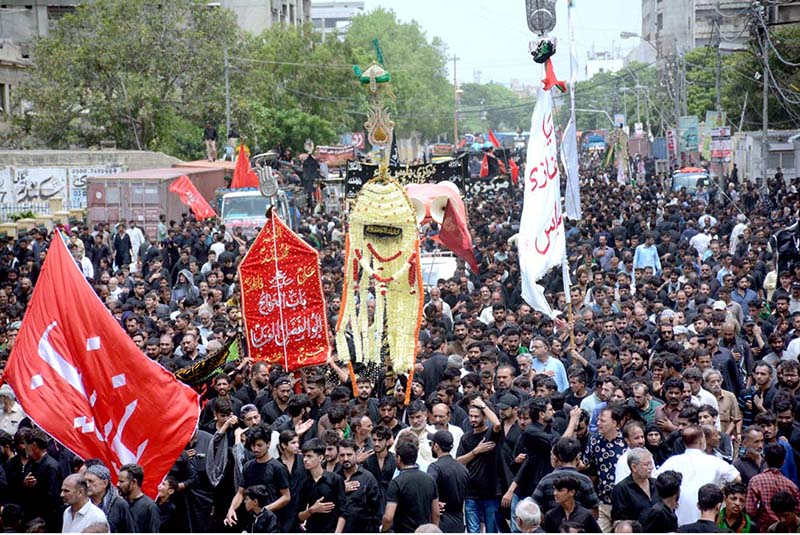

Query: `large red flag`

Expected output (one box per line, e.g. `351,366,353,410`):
169,175,216,220
439,200,479,273
239,210,330,370
2,234,199,497
231,145,259,189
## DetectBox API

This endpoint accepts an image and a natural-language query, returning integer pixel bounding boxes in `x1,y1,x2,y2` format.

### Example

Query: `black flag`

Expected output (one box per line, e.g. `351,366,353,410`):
389,134,400,167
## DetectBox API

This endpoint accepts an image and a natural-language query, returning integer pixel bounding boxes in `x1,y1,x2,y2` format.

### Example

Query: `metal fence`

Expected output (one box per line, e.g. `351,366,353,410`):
0,202,51,222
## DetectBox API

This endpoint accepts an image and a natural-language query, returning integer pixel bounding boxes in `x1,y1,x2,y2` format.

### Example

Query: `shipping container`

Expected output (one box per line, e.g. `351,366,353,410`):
87,167,227,238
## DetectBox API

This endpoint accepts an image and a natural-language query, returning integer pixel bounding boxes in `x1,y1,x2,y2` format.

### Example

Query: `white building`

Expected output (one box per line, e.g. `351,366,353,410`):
585,51,623,79
311,1,364,38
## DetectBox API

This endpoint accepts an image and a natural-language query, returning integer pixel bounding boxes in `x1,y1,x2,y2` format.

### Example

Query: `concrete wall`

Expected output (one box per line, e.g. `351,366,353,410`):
0,150,181,170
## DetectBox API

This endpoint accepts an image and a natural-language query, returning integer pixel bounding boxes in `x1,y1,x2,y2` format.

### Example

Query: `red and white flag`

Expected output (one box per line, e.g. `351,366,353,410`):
169,175,216,220
2,234,199,497
519,88,565,317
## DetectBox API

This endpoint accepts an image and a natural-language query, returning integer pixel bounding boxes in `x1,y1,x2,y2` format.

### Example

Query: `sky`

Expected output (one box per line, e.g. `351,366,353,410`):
364,0,643,86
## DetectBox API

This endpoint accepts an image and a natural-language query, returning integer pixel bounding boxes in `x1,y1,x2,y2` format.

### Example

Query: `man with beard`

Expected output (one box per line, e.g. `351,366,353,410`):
447,321,474,357
739,361,777,427
490,365,517,405
427,430,469,533
720,321,755,385
349,376,379,423
495,393,523,523
777,360,800,397
622,346,652,384
336,439,381,533
378,397,406,437
654,378,685,434
117,464,159,533
200,373,243,428
463,342,482,373
704,369,741,442
394,401,434,471
235,362,270,406
502,398,555,532
427,403,464,455
755,411,799,486
362,425,396,508
631,382,663,424
457,395,503,533
261,375,292,426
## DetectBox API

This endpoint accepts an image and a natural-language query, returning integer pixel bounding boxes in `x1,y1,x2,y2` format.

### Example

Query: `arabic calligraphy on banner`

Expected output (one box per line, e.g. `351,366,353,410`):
239,211,330,371
345,155,468,200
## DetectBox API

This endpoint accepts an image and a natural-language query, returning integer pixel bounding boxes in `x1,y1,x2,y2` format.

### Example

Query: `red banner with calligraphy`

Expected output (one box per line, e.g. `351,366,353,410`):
239,210,330,371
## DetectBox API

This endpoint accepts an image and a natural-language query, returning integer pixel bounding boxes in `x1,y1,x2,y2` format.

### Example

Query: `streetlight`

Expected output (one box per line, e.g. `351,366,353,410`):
620,31,658,54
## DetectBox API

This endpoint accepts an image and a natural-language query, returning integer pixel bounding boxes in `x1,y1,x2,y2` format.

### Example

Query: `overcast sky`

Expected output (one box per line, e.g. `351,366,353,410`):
364,0,643,86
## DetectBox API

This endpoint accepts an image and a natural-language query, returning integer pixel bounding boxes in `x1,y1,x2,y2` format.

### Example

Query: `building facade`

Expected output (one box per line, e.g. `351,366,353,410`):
642,0,800,56
311,0,364,38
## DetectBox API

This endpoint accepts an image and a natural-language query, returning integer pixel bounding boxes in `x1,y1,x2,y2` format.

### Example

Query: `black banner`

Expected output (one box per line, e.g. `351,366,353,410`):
345,154,468,200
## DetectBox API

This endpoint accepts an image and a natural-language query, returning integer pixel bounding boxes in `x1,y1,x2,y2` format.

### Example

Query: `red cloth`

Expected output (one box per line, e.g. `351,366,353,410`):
542,58,567,93
488,130,502,148
238,211,330,370
2,234,199,497
510,159,520,185
231,145,259,189
439,200,479,273
169,175,216,220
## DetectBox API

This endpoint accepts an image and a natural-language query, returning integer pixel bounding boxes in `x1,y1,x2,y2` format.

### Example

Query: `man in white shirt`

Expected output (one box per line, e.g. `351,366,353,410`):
0,385,24,435
61,474,108,533
654,425,740,526
125,220,146,273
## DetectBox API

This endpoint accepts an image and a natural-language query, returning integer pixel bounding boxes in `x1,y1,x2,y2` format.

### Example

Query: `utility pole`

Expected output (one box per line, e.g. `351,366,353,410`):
713,17,722,114
761,16,769,182
223,0,231,136
453,55,460,146
224,48,231,136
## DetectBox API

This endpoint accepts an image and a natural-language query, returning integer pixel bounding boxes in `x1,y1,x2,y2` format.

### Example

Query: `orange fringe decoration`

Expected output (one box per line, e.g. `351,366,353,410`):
348,361,359,398
404,238,425,406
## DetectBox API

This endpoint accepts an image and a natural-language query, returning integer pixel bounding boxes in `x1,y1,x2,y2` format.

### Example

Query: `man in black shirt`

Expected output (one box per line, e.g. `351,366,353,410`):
642,470,682,533
542,474,602,533
427,430,469,533
335,439,381,532
20,429,61,531
456,395,503,533
611,447,659,524
383,437,439,532
678,483,724,532
502,397,555,529
297,438,347,533
362,425,396,511
118,463,160,533
224,425,291,529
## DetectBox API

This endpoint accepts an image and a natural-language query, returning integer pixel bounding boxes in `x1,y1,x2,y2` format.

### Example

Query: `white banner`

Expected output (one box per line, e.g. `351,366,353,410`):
561,118,581,220
11,168,67,205
519,88,565,317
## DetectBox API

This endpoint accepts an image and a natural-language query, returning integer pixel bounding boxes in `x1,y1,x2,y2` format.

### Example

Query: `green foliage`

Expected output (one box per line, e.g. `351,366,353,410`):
459,83,529,134
9,211,37,222
243,105,338,154
345,8,454,140
9,0,239,155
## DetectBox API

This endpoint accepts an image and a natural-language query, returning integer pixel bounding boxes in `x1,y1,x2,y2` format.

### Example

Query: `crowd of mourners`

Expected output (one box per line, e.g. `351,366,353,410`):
0,153,796,534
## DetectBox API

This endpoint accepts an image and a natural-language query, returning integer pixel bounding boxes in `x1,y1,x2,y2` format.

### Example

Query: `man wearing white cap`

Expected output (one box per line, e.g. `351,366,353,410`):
0,384,24,435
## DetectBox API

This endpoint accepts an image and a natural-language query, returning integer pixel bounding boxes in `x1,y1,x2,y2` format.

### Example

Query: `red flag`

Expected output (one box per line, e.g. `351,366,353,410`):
510,159,520,185
488,130,501,148
480,154,489,178
2,235,199,497
439,200,479,273
231,145,259,189
169,175,216,220
239,210,330,370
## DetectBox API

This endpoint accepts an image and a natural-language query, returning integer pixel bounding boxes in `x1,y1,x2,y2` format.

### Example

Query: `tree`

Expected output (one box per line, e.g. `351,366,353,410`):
458,82,529,134
345,8,454,141
8,0,239,155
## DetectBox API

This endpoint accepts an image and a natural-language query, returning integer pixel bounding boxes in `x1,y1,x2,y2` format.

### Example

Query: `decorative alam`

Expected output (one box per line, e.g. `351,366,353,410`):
338,42,424,401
